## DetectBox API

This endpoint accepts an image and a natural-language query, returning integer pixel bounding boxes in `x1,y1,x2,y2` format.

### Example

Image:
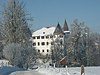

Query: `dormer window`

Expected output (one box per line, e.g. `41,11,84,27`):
43,32,45,34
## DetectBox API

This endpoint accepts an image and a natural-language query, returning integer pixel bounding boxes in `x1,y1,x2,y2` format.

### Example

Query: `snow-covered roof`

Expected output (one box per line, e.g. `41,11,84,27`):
0,59,9,63
32,27,56,36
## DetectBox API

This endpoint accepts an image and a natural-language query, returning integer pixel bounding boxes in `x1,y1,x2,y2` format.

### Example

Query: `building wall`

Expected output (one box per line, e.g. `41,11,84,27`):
32,34,64,55
32,35,57,55
32,26,70,56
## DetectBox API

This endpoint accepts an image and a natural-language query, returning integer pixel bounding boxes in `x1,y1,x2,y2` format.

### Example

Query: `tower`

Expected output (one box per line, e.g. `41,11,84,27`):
53,22,64,35
63,19,70,56
63,19,69,32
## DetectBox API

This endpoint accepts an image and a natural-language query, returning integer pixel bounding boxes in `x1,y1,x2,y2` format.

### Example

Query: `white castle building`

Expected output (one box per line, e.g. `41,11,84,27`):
32,20,70,56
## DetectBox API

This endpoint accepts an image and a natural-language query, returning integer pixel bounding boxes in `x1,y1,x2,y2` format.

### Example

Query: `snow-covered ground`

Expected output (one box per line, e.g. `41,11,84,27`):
0,65,100,75
9,66,100,75
69,66,100,75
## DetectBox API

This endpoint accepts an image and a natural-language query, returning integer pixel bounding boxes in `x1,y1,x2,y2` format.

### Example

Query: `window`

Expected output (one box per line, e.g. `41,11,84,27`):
37,36,40,39
38,42,40,46
47,42,49,45
42,50,44,52
33,37,35,39
67,32,70,34
41,42,45,45
50,35,53,38
60,41,62,45
59,35,63,38
33,42,36,46
41,36,44,39
47,49,49,52
51,42,54,45
38,50,40,52
46,36,49,39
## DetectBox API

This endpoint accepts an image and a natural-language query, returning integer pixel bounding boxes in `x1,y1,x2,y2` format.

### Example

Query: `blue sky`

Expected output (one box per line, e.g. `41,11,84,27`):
0,0,100,33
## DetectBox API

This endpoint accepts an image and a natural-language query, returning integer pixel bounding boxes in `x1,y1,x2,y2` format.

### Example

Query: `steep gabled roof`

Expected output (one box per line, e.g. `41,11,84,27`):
63,19,69,31
53,22,64,35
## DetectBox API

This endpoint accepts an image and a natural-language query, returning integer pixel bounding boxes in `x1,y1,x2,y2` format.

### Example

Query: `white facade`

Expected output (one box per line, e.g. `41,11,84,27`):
32,27,57,55
32,20,70,56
